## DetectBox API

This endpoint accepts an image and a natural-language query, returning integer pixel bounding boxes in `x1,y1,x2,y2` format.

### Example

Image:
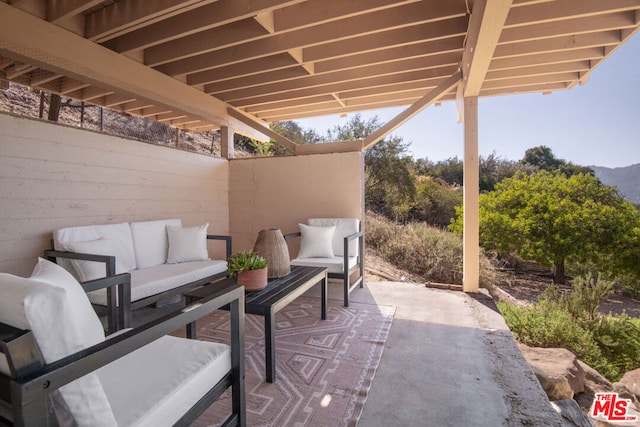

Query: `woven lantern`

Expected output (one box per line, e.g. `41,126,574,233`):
253,228,291,278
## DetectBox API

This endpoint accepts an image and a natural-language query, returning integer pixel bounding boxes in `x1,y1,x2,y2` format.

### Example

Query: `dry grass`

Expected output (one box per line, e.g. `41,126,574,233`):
365,212,496,288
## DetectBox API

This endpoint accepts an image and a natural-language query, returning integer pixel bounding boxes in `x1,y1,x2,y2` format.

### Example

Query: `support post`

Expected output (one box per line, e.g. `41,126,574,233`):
463,97,480,293
221,126,234,159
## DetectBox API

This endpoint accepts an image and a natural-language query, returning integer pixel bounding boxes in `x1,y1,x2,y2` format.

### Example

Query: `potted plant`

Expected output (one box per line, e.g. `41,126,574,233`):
227,250,269,291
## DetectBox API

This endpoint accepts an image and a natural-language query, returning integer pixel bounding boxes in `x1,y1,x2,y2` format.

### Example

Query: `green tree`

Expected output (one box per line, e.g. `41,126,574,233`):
451,171,639,284
328,114,415,221
412,177,462,228
270,121,324,145
521,145,594,177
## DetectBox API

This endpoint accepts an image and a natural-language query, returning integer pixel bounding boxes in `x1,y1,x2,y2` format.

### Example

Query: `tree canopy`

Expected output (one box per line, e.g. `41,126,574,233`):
451,170,640,284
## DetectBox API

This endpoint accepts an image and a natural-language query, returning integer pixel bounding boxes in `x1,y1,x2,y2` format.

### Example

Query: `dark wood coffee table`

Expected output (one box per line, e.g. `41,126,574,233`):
185,265,327,383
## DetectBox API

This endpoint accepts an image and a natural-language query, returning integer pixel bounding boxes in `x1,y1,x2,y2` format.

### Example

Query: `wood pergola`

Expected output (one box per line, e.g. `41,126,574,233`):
1,0,639,291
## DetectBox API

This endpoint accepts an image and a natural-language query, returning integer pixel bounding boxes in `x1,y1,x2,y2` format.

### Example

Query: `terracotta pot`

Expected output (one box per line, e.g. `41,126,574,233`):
237,267,268,291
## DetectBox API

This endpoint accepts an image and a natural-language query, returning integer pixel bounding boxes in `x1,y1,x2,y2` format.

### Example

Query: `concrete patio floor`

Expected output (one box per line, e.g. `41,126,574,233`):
310,279,564,427
134,279,563,426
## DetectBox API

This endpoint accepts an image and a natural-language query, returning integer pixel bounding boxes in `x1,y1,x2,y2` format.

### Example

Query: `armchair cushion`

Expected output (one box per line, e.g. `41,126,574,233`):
130,219,182,269
67,237,128,281
98,335,230,427
308,218,360,257
0,258,115,426
291,255,359,274
167,223,210,264
297,223,336,258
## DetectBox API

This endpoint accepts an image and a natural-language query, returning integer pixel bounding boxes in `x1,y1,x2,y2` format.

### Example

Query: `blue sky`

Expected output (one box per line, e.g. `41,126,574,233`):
297,34,640,169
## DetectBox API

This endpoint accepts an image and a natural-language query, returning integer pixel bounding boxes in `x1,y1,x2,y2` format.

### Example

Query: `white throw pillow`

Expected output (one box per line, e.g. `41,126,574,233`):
67,238,127,282
297,224,336,258
167,223,210,264
130,219,182,269
0,258,116,426
308,218,360,257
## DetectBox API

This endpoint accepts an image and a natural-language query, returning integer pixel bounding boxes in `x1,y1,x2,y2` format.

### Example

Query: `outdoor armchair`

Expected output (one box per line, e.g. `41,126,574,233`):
0,258,245,427
285,218,364,306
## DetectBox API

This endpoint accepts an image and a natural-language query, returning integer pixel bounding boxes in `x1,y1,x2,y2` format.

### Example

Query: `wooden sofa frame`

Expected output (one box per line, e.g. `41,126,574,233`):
284,226,364,307
44,234,232,333
0,272,246,427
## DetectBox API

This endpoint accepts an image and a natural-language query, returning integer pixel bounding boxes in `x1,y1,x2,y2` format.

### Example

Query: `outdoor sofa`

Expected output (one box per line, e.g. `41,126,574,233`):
44,219,231,332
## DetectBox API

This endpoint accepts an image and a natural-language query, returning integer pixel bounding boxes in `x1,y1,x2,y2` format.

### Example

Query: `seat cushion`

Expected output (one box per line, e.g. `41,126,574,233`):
86,260,228,305
308,218,359,257
0,258,116,426
98,335,231,427
130,219,182,269
291,256,358,275
54,222,137,280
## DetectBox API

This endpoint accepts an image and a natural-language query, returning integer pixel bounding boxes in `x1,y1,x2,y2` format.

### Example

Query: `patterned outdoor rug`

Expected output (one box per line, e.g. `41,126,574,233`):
190,296,395,427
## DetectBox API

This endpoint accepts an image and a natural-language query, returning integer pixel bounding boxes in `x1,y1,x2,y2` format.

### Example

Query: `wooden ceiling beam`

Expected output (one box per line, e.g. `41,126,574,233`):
485,60,590,80
187,53,301,86
0,3,267,140
46,0,102,23
505,0,640,27
363,71,461,149
155,1,467,77
274,0,419,33
494,31,621,59
314,36,465,74
461,0,513,97
303,16,468,62
481,71,580,90
144,19,270,67
500,11,637,43
227,107,298,151
244,94,336,113
102,0,305,52
227,65,459,108
85,0,217,42
489,47,604,70
212,53,461,101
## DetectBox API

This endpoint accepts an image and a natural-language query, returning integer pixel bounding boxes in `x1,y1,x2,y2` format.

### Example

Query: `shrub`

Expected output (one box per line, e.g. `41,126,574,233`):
499,273,640,381
591,314,640,380
365,212,495,287
498,301,616,379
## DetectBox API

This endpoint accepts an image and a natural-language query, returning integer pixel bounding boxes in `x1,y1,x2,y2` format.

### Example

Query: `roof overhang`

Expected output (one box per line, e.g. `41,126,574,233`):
1,0,639,146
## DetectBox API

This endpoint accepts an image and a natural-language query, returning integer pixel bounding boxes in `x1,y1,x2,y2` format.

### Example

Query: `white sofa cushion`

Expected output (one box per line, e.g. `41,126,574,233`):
0,259,116,426
98,335,230,427
86,260,227,306
54,223,137,279
130,219,182,269
291,256,359,275
66,238,128,282
167,223,209,264
308,218,360,257
297,223,336,259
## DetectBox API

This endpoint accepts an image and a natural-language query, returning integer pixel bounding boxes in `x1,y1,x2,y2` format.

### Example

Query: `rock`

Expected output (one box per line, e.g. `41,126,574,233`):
620,369,640,402
551,399,596,427
519,344,586,400
579,360,613,393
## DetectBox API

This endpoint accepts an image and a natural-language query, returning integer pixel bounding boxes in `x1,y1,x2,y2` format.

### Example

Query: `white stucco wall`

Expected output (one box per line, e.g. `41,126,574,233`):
229,152,365,254
0,113,229,276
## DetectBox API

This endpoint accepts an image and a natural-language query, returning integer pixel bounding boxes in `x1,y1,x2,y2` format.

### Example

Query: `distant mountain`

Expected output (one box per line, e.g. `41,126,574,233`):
592,164,640,204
